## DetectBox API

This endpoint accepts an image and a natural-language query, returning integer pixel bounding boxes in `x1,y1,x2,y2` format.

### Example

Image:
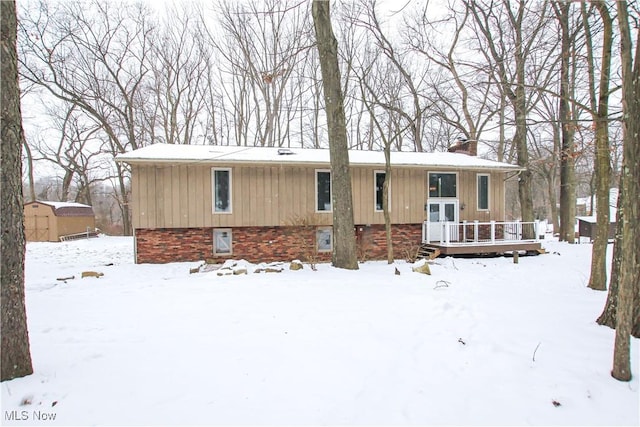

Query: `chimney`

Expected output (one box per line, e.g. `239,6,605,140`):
448,137,477,156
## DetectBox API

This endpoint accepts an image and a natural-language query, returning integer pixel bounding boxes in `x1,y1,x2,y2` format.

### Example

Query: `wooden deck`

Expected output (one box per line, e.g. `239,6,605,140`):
423,241,543,257
421,220,544,257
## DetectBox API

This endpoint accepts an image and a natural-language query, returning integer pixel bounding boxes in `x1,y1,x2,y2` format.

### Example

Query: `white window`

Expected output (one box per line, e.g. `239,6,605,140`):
316,170,332,212
212,168,232,213
213,229,232,255
374,171,390,212
316,227,332,252
477,174,490,210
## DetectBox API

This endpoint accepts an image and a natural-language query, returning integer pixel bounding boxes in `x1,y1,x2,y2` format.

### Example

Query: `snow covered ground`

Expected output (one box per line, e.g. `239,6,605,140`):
1,235,638,426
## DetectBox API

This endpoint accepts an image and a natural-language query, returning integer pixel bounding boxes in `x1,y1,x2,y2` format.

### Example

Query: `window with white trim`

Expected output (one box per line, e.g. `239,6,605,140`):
316,170,332,212
212,168,232,213
428,172,457,198
316,227,332,252
374,171,390,212
213,229,232,255
477,174,490,210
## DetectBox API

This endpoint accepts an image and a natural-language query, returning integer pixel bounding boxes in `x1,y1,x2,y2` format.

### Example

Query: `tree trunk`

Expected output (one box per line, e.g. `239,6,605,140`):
383,145,393,264
312,0,358,270
597,181,622,328
509,46,534,225
22,138,36,202
116,162,133,236
1,0,34,382
587,2,613,291
547,171,559,235
556,2,576,244
611,0,639,382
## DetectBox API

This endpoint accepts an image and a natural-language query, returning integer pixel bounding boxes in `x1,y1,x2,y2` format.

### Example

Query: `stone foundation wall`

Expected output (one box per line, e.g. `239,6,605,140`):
134,224,424,264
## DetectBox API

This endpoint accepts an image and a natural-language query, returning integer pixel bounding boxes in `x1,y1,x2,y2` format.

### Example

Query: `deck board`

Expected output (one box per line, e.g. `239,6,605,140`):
427,242,542,256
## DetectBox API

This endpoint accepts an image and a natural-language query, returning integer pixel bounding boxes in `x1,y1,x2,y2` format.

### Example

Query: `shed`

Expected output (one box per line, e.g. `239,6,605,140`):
24,201,97,242
576,216,616,243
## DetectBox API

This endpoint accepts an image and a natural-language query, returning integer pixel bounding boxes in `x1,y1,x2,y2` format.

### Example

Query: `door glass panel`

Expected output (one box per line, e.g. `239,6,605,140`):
444,203,455,221
429,204,440,222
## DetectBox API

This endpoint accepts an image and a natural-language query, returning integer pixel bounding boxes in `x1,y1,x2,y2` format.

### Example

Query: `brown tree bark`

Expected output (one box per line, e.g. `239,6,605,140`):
610,0,639,382
597,182,622,327
312,0,358,270
554,1,576,244
1,0,34,382
383,146,393,264
584,2,613,291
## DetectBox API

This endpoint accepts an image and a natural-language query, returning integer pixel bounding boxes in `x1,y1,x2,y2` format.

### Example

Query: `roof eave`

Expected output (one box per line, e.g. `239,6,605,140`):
115,156,523,172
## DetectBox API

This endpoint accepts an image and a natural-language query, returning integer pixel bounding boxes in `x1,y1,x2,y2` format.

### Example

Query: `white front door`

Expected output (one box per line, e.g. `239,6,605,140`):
427,200,459,242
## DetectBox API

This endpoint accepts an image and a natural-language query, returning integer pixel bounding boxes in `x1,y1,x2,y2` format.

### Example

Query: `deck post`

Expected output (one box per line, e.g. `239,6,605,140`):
462,220,467,242
444,221,451,244
423,221,429,243
474,220,479,242
490,220,496,244
534,220,540,242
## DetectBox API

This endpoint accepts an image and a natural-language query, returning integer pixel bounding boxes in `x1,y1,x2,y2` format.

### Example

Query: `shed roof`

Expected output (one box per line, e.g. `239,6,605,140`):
28,201,95,217
115,143,523,172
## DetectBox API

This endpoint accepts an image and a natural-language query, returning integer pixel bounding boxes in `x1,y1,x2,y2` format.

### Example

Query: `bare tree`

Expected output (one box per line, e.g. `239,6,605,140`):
582,2,614,291
18,0,156,235
1,0,33,382
348,0,430,152
22,137,36,202
208,0,313,147
609,0,640,382
34,103,110,205
404,2,500,149
465,0,553,230
355,59,401,262
312,0,358,270
149,3,211,145
552,1,577,244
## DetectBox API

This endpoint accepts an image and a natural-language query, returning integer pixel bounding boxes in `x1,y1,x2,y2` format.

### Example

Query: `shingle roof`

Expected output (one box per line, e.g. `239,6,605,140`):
32,201,95,217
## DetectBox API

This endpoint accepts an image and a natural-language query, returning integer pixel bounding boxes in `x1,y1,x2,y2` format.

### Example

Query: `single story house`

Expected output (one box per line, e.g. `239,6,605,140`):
115,143,542,264
24,200,96,242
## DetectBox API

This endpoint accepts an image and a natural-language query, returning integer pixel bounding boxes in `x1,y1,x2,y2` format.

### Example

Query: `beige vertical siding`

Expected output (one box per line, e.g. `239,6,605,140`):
23,203,56,241
131,163,506,229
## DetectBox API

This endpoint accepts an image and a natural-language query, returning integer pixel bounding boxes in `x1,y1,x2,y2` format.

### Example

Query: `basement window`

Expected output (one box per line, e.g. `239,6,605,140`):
316,227,332,252
213,229,232,256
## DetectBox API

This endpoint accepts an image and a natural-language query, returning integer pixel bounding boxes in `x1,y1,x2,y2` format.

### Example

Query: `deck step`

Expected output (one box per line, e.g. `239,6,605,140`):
59,231,99,242
417,244,441,260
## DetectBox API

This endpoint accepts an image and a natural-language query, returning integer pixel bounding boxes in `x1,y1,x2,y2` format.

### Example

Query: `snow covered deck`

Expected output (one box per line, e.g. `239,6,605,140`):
422,220,544,256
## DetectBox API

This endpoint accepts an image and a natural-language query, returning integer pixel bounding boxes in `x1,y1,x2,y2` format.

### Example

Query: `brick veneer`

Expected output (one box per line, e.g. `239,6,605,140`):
134,224,424,264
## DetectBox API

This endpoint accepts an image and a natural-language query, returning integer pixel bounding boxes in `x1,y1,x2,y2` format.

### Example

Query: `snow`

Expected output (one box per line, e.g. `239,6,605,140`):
34,201,92,209
577,188,619,220
115,143,522,171
1,236,638,426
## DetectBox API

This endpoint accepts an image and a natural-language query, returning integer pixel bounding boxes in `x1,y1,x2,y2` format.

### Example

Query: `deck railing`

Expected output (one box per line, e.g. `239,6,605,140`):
422,220,542,246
